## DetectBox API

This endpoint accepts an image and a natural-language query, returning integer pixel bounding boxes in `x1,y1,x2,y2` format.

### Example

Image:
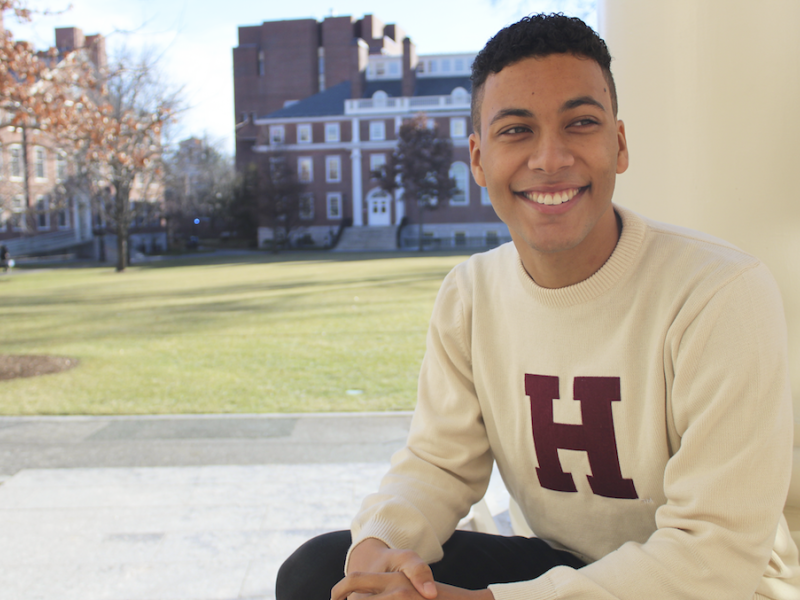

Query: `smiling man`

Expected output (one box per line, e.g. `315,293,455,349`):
276,14,800,600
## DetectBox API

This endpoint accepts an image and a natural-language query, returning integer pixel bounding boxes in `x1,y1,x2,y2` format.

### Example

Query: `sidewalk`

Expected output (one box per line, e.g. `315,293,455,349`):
0,413,511,600
0,413,408,600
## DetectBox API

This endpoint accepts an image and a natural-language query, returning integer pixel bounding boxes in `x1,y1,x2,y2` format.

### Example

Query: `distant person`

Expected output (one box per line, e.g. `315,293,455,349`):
277,13,799,600
0,245,9,273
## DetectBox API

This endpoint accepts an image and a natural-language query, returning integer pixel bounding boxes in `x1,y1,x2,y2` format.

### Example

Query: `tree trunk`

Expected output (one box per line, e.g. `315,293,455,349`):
21,125,31,232
417,200,425,252
116,229,128,272
114,178,131,272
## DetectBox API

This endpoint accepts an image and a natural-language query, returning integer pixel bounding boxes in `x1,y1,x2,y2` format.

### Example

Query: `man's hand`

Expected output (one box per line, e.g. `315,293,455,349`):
346,538,437,599
331,576,494,600
337,539,494,600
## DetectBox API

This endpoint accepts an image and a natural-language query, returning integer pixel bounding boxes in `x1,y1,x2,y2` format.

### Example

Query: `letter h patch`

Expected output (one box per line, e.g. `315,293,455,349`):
525,374,638,499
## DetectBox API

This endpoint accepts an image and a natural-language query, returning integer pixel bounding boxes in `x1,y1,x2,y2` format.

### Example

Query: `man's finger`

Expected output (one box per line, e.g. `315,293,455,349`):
331,571,424,600
389,550,437,599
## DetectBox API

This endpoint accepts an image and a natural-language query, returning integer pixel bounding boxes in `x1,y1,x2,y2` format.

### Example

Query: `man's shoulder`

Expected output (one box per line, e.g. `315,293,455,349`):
622,207,763,276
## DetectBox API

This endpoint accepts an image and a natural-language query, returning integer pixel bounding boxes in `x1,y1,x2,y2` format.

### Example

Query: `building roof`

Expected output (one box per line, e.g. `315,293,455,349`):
415,76,472,96
265,81,352,118
363,80,403,98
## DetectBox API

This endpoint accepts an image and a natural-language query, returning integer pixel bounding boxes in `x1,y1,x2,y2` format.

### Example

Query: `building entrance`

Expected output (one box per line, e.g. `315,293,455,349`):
367,190,391,226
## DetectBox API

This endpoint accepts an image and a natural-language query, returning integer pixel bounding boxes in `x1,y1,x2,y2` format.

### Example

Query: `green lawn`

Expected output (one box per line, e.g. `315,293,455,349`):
0,251,470,415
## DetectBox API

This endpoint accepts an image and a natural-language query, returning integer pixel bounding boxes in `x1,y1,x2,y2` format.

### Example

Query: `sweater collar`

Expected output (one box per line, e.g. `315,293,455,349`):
514,204,647,307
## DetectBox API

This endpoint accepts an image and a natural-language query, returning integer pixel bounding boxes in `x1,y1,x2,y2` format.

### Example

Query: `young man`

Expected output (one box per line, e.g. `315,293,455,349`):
277,14,800,600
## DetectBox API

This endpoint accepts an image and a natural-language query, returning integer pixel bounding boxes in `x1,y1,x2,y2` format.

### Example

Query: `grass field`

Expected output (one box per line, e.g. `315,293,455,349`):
0,251,470,415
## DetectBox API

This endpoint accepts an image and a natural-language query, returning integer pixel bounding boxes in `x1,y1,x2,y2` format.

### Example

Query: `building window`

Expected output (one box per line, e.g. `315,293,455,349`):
369,120,386,141
9,145,22,179
449,162,469,205
326,156,341,182
297,124,312,144
318,47,326,92
455,58,464,72
325,122,340,143
441,59,451,73
299,193,314,220
56,153,68,181
389,61,400,76
327,192,342,219
35,147,46,179
258,50,265,76
58,205,69,228
369,153,386,176
375,62,385,76
269,125,285,145
450,118,467,138
298,157,313,182
11,196,24,231
486,230,499,247
454,231,466,246
481,187,491,206
429,60,437,73
426,118,436,130
36,196,49,229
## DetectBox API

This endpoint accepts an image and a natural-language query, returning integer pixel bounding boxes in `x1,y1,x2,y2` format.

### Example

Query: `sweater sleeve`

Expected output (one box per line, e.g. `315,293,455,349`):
489,262,796,600
348,266,494,565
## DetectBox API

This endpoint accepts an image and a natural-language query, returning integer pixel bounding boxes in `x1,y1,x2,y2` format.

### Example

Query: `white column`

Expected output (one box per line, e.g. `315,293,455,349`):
72,197,80,241
351,117,363,226
600,0,800,401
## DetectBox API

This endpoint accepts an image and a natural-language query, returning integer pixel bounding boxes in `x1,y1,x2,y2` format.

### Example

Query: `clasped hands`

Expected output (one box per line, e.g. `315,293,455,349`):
331,538,494,600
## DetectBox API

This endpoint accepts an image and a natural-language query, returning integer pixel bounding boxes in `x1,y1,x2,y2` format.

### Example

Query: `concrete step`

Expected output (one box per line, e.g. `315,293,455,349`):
334,225,398,251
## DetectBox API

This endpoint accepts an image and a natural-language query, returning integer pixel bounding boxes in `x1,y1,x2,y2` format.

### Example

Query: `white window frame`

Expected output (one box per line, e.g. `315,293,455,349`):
299,193,314,220
9,145,22,180
298,157,313,183
450,117,467,139
325,122,340,143
297,124,312,144
449,162,470,206
326,192,342,219
369,153,386,175
34,146,46,179
57,204,70,229
56,152,67,181
325,156,341,183
36,195,49,230
369,120,386,141
10,196,24,231
269,125,285,145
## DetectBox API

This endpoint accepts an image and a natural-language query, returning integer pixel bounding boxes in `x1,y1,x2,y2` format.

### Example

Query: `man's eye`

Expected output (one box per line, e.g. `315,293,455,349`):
502,126,529,135
571,118,599,127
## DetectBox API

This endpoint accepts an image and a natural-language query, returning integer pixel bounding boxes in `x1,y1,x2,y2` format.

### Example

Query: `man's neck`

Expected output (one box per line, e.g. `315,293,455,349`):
517,209,622,289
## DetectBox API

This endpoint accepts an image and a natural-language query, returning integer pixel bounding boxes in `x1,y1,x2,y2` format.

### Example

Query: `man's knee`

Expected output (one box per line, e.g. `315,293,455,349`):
275,530,352,600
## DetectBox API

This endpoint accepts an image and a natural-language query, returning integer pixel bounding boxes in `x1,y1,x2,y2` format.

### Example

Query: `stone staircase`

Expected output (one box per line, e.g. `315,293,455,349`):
334,225,398,252
2,230,89,256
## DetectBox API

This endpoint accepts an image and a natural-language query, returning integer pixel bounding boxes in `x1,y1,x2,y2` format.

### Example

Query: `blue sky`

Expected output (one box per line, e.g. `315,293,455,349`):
9,0,596,154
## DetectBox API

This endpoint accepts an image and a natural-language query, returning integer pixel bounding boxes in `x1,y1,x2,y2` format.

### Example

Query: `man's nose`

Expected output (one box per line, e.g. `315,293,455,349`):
527,131,575,174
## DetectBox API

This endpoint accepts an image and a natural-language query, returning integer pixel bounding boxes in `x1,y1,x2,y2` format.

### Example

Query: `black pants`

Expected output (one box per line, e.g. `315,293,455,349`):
275,530,585,600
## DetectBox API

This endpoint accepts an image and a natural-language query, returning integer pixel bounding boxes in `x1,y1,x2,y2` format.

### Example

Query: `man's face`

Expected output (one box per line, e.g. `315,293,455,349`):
470,53,628,267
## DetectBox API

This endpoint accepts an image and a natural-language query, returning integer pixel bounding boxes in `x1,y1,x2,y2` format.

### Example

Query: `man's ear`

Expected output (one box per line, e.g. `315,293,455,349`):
616,120,629,175
469,133,486,186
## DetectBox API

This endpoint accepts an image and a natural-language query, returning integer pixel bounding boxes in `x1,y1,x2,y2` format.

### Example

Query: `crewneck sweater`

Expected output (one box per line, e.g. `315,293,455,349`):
350,206,800,599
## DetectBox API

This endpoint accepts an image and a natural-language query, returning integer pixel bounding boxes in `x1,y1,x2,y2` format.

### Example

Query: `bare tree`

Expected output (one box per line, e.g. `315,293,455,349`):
162,136,235,248
373,114,456,251
0,0,102,231
229,153,304,252
72,47,182,271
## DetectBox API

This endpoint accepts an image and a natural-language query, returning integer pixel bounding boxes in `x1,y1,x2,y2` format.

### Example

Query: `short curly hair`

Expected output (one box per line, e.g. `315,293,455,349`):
470,14,617,132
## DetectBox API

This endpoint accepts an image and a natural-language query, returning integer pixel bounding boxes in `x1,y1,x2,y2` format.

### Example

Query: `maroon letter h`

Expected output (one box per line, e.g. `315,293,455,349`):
526,374,638,499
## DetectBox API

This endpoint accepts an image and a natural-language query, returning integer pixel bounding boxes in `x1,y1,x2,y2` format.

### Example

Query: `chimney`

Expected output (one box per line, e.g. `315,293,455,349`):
402,37,417,98
351,38,369,99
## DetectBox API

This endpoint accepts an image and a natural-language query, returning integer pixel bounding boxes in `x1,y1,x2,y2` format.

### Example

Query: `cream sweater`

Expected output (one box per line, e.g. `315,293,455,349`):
350,206,800,599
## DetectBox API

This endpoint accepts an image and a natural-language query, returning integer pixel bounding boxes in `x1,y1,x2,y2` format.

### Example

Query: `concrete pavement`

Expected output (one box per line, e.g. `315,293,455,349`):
0,413,513,600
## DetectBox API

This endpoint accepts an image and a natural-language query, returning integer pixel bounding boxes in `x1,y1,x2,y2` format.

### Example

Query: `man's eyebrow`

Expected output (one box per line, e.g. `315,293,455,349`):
561,96,606,113
489,108,534,126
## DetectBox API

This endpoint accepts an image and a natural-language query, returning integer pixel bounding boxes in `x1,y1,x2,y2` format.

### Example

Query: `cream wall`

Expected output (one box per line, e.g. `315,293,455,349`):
599,0,800,405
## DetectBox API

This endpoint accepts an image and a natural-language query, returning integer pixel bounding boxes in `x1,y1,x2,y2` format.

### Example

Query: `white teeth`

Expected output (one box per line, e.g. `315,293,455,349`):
523,188,580,205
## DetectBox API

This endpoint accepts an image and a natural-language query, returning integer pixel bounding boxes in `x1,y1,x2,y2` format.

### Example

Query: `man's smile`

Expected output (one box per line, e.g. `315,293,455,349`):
516,186,588,206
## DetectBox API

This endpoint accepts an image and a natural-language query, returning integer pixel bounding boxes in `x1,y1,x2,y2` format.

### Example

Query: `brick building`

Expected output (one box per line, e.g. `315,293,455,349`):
233,14,510,250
